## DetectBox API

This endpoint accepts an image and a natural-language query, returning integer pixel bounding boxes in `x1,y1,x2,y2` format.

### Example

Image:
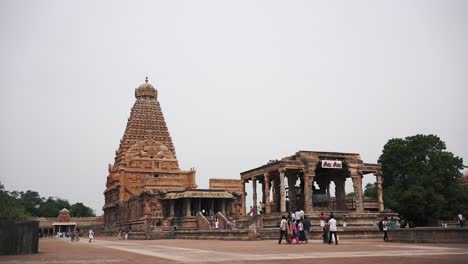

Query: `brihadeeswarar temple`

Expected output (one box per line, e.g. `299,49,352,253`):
103,79,391,235
103,78,242,231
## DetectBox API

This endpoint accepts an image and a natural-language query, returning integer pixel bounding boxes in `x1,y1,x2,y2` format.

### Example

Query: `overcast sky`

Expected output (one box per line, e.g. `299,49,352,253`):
1,0,467,215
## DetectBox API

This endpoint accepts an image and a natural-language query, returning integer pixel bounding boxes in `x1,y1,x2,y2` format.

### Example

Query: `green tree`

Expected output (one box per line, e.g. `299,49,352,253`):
70,203,95,217
37,197,71,217
0,182,31,220
19,190,43,216
378,134,468,226
364,183,377,199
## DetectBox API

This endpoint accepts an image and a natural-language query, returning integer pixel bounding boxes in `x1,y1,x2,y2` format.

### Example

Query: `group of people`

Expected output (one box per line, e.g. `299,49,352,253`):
278,210,312,244
210,217,236,230
277,212,348,245
249,202,267,216
69,227,81,242
68,228,94,243
117,229,129,240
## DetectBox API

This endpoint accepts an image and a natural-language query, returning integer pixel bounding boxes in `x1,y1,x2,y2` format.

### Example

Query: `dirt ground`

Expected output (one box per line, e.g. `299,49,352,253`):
1,237,467,264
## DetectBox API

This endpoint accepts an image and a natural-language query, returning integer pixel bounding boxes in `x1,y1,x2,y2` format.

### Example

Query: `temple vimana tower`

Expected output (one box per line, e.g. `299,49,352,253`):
103,79,242,231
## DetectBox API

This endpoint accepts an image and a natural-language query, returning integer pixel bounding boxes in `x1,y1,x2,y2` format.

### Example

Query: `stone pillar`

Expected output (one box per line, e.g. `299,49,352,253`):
185,198,192,217
287,173,297,211
241,180,246,215
264,172,271,214
252,177,257,213
334,176,346,210
279,168,286,213
170,200,175,216
210,199,215,215
350,169,364,212
221,200,226,215
304,166,316,213
376,171,384,212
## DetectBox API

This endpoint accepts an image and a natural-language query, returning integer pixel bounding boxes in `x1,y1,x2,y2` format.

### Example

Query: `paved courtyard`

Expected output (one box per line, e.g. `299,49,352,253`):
1,237,468,264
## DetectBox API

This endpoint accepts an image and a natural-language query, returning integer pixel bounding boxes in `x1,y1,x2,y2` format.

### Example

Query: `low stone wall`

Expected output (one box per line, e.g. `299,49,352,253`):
174,229,257,240
257,228,383,240
0,221,39,255
388,227,468,243
101,227,468,243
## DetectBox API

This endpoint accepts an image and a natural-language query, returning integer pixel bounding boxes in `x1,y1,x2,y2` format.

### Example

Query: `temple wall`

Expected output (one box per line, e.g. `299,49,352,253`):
0,221,39,255
388,227,468,243
209,179,242,194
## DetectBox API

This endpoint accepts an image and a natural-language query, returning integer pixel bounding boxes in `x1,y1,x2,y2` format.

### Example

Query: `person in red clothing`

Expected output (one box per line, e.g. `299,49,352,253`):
319,212,325,227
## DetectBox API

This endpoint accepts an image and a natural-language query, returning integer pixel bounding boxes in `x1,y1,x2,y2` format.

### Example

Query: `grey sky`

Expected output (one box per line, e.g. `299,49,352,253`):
1,0,467,215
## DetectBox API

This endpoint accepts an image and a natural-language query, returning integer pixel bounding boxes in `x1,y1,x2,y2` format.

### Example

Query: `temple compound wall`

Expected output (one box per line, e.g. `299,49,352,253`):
240,151,384,215
103,79,241,231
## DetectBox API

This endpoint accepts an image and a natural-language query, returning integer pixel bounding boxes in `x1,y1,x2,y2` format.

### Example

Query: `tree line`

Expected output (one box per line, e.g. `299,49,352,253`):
0,183,95,220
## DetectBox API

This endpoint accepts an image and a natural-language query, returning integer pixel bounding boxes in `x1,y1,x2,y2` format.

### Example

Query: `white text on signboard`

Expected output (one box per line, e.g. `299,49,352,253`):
321,160,343,169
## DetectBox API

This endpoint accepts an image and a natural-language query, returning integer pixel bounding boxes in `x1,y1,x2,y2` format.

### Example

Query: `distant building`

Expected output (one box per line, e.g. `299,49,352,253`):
461,171,468,188
36,208,96,237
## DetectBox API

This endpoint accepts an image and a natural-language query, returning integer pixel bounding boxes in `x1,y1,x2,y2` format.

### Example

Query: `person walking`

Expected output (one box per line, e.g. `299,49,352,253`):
303,216,311,243
88,228,94,243
297,220,306,243
328,214,338,245
286,218,293,244
291,220,299,244
382,217,389,241
389,217,397,229
278,216,288,244
458,211,465,227
320,212,325,228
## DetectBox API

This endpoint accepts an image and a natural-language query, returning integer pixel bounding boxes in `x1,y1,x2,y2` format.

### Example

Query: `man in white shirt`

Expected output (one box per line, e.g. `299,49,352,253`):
278,215,288,244
328,215,338,245
382,217,389,241
88,229,94,243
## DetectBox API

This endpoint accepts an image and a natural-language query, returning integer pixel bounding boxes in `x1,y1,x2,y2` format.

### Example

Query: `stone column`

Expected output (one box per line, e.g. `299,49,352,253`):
376,171,384,212
350,169,364,212
210,199,215,215
287,173,297,211
185,198,191,217
221,199,226,215
264,172,271,214
170,200,175,216
334,176,346,210
252,177,257,213
279,168,286,213
241,180,246,215
304,166,315,213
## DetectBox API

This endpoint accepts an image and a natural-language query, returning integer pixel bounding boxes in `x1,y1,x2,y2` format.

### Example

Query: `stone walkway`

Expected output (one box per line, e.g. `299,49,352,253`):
85,239,468,263
1,238,467,264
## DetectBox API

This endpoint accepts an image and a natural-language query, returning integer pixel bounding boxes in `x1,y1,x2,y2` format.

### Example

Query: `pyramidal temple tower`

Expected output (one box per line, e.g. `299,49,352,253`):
103,78,198,229
114,77,178,168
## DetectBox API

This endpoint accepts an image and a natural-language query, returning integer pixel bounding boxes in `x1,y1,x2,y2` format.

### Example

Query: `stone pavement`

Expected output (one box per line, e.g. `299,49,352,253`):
1,237,468,264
